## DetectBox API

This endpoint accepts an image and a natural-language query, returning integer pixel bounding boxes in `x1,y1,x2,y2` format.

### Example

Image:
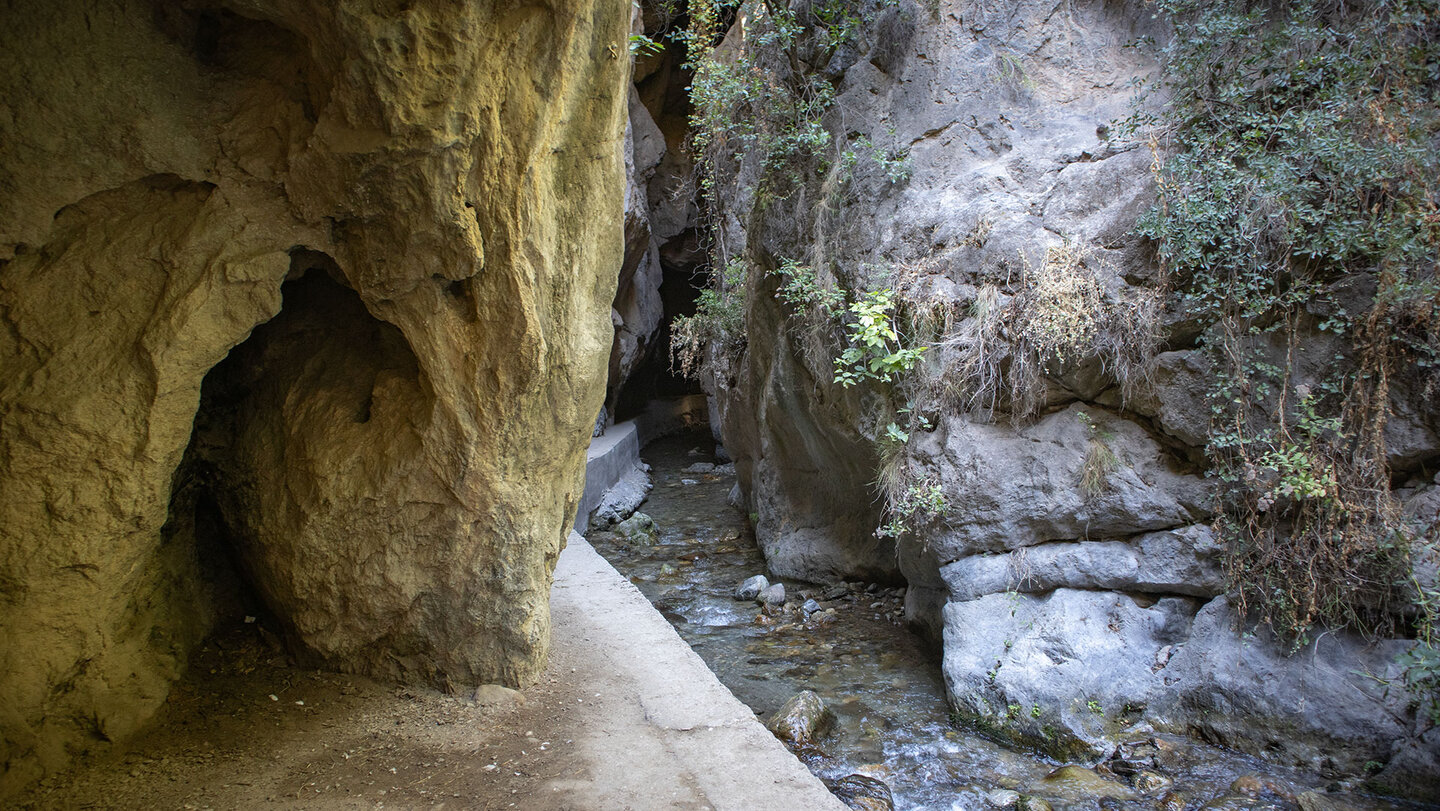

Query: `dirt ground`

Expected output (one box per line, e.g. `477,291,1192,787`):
13,537,845,811
15,623,609,810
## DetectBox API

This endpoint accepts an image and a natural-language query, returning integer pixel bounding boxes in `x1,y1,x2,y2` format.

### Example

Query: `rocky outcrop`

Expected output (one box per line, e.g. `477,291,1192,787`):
0,0,628,795
697,0,1437,790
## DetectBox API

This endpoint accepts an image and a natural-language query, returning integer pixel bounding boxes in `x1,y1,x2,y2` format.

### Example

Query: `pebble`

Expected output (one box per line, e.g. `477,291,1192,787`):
735,575,769,601
758,582,786,607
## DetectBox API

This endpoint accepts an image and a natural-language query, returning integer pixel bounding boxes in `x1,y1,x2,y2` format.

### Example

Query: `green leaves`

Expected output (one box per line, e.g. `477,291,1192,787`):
1139,0,1440,650
832,290,926,388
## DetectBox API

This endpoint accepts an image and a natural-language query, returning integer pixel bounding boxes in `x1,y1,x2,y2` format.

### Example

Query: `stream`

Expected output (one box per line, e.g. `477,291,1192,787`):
587,428,1425,811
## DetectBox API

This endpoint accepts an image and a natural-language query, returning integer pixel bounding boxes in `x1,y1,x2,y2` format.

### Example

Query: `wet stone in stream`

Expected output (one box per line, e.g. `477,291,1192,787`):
586,429,1430,811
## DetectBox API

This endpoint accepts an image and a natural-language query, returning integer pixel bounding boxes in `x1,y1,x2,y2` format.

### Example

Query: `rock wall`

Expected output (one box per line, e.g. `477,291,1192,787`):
604,7,699,423
0,0,628,795
698,0,1438,791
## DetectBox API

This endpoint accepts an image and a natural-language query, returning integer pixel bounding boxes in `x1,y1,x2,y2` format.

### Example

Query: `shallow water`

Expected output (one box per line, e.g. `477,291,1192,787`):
588,429,1427,811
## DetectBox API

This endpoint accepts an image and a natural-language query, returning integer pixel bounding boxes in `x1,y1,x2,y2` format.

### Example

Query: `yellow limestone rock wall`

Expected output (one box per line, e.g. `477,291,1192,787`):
0,0,628,794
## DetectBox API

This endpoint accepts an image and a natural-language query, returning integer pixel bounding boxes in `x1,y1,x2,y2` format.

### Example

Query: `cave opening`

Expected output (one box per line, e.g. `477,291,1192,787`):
162,248,423,656
610,247,708,424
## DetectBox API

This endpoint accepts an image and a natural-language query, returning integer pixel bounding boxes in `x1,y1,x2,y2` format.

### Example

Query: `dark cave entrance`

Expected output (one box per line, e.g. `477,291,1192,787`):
163,248,424,651
610,250,709,424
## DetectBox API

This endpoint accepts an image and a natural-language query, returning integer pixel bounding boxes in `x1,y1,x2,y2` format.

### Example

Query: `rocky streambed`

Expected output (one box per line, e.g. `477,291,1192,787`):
587,429,1431,811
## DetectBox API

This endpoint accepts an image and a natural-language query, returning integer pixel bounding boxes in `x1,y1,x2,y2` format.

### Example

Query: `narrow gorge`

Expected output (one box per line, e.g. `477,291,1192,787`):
1,0,1437,808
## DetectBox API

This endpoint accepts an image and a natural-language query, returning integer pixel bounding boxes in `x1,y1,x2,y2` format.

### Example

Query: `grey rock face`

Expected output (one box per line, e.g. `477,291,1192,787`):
915,407,1208,561
939,525,1224,602
943,588,1178,760
610,89,667,403
1153,596,1416,775
694,0,1439,790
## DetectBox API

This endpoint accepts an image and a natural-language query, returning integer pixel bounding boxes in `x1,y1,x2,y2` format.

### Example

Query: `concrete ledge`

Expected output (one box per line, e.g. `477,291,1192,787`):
575,420,641,527
548,532,849,810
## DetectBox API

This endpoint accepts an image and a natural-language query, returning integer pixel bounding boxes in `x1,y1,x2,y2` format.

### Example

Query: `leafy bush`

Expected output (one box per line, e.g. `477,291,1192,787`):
833,290,927,388
1138,0,1440,646
877,474,948,540
670,259,749,379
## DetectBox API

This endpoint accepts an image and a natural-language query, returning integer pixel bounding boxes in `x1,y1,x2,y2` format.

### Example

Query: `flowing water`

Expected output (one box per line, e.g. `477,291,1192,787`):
587,428,1427,811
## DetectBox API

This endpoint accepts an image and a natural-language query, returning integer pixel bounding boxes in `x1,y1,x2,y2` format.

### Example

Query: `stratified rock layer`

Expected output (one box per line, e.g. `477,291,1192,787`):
0,0,628,795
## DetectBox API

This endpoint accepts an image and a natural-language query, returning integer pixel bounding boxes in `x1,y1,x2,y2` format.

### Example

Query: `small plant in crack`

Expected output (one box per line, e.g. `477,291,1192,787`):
1077,411,1119,497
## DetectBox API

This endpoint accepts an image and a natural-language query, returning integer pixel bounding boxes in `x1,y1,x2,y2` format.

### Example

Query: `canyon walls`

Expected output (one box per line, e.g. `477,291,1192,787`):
687,0,1438,793
0,0,628,795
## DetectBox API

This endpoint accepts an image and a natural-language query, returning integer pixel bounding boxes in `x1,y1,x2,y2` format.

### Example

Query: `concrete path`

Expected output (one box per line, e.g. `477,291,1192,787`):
12,533,845,810
543,532,849,811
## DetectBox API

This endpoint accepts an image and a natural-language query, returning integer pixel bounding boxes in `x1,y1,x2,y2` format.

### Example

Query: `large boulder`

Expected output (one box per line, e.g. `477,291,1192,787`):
1153,597,1417,775
0,0,628,795
943,588,1185,761
912,407,1209,561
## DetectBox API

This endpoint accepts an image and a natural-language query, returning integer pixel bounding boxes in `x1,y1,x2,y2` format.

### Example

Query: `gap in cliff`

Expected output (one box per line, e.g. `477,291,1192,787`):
612,244,708,422
162,249,425,661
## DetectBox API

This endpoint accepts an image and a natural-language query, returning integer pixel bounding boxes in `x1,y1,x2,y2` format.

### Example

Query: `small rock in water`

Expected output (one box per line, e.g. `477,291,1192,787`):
820,583,850,601
735,575,769,601
801,598,822,615
766,690,834,745
614,512,658,545
682,462,716,474
825,773,894,811
758,582,786,607
1131,771,1172,794
1228,776,1265,797
1016,797,1053,811
714,462,737,475
1042,766,1132,801
680,478,700,486
986,789,1021,807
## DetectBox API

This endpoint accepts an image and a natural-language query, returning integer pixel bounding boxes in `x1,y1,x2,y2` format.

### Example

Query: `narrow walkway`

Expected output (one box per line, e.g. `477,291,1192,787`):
543,532,848,810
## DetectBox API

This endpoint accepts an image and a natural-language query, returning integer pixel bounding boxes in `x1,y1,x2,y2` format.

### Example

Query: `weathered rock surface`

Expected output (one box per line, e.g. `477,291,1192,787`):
939,525,1224,602
766,690,835,746
610,87,667,406
912,407,1209,560
944,588,1184,760
696,0,1438,791
0,0,628,795
589,465,655,530
1154,597,1417,774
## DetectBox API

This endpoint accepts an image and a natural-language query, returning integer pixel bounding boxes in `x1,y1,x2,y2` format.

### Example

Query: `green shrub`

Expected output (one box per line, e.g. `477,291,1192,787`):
1137,0,1440,646
670,259,748,379
833,290,927,388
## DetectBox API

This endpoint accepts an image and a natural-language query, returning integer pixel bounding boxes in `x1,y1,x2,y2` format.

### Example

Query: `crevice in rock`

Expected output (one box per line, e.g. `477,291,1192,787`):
163,249,429,657
154,4,323,122
611,253,707,423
